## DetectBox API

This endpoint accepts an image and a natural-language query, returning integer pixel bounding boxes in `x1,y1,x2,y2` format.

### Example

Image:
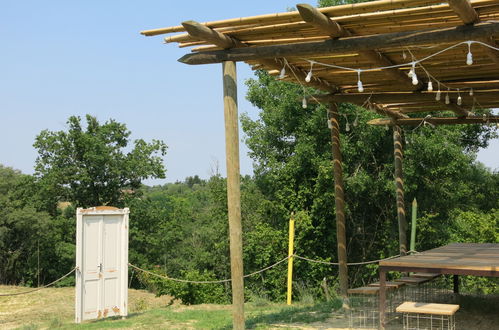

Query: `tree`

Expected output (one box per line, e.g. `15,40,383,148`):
241,70,498,291
33,115,167,208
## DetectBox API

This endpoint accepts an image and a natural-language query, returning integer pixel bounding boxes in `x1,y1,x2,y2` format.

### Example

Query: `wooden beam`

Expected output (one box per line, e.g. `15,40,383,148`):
223,61,245,330
313,91,499,104
314,92,473,116
448,0,479,25
328,103,348,300
297,4,347,38
393,125,407,256
373,105,409,120
178,22,499,65
296,3,422,90
182,20,243,49
368,115,499,126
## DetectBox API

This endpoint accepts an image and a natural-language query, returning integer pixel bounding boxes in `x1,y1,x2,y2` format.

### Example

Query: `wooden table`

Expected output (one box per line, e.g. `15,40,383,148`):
378,243,499,329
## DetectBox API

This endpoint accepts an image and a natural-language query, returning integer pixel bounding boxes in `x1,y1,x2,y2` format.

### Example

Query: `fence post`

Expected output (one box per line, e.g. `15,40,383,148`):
410,198,417,253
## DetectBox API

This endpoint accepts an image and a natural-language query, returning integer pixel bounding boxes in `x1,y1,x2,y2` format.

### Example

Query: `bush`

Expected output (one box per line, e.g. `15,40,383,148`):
138,268,229,305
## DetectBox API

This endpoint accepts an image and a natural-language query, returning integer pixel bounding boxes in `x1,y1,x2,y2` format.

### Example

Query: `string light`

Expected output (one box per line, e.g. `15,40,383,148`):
469,88,474,96
445,88,450,104
302,96,307,109
427,80,433,92
279,66,286,79
357,69,364,93
466,41,473,65
402,50,407,60
411,62,419,85
435,83,441,101
457,89,462,106
353,113,359,127
305,62,313,83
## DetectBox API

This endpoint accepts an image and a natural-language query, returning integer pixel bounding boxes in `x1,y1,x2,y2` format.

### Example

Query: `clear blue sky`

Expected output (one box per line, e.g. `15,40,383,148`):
1,1,497,185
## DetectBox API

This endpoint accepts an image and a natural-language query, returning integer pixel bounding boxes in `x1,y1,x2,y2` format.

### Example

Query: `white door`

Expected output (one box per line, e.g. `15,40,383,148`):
76,207,128,323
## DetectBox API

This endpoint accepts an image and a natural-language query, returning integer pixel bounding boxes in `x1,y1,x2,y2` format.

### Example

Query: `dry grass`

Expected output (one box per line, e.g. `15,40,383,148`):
0,285,172,329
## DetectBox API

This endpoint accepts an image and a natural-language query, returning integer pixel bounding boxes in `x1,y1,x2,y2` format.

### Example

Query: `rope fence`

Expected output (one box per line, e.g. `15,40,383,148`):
0,267,77,297
128,252,407,285
0,251,417,295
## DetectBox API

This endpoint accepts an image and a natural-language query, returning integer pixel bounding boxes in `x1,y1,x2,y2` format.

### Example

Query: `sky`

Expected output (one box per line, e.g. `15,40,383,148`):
1,1,497,185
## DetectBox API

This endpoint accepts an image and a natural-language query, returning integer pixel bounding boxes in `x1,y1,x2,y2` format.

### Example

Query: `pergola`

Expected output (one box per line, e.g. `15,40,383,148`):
141,0,499,328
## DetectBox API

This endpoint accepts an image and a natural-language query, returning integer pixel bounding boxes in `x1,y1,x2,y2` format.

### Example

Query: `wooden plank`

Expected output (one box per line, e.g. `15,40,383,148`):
368,116,499,126
348,286,380,295
396,302,460,315
178,22,499,64
448,0,479,24
395,276,431,284
182,20,242,49
369,281,406,288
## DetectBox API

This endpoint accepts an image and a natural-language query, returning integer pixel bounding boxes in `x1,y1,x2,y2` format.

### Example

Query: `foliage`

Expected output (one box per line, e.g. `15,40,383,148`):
33,114,167,208
241,69,498,292
138,268,228,305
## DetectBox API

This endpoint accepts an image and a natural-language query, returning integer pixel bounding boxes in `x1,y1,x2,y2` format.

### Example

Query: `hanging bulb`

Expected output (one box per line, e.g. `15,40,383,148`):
410,62,418,85
357,70,364,92
279,66,286,79
327,119,333,129
436,83,441,101
457,95,462,105
427,81,433,92
445,93,450,105
302,96,307,109
412,74,419,86
402,50,407,60
466,42,473,65
305,70,312,83
353,114,359,127
346,122,350,132
469,88,474,96
385,125,389,131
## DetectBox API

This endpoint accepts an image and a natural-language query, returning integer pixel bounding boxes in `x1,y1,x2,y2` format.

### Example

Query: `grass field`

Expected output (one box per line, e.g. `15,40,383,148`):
0,285,345,329
1,285,498,329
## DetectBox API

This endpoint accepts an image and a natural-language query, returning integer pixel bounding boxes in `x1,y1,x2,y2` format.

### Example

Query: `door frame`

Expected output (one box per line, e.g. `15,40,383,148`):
75,206,129,323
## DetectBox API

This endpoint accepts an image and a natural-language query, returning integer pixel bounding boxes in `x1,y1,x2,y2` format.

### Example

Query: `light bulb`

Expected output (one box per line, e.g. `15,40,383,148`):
327,119,333,129
345,123,350,132
385,125,389,131
305,70,312,83
427,81,433,92
357,70,364,92
457,95,462,105
357,79,364,93
445,93,450,105
469,88,474,96
408,69,414,78
412,74,419,85
302,96,307,109
436,89,441,101
402,51,407,60
279,66,286,79
466,51,473,65
353,116,359,127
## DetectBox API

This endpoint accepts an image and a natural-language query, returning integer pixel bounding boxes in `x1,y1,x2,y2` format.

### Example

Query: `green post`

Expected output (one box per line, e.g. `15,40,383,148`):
410,198,417,253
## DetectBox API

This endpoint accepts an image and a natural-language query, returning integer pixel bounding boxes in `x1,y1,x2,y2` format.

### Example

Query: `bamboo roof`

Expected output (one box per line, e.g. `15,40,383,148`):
141,0,499,125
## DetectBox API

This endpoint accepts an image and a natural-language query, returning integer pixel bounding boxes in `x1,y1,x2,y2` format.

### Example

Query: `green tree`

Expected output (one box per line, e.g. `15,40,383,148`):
241,70,498,292
33,115,167,208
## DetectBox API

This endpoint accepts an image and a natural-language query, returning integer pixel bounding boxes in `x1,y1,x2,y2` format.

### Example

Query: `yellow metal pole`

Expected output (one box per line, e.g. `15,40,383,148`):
287,213,295,305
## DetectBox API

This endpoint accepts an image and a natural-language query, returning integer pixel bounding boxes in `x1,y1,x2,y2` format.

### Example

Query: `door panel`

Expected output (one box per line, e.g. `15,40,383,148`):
82,216,102,320
102,216,122,316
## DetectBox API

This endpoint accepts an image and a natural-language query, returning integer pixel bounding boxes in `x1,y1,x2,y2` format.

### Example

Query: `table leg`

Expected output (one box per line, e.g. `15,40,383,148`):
380,269,386,330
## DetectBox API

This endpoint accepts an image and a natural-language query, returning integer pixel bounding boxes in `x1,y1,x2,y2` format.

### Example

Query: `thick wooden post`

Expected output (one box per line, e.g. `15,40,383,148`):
328,103,348,299
223,61,245,330
379,268,387,330
393,125,407,256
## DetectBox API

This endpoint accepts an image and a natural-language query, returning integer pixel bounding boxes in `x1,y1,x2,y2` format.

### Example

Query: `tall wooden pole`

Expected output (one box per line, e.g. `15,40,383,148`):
286,213,295,305
223,61,245,330
328,103,348,299
393,125,407,256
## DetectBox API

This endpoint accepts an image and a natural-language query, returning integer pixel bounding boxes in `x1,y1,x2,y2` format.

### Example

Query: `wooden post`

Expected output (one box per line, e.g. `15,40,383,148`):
410,198,417,253
393,125,407,256
223,61,245,330
328,103,348,300
453,275,460,294
379,269,387,330
286,213,295,305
